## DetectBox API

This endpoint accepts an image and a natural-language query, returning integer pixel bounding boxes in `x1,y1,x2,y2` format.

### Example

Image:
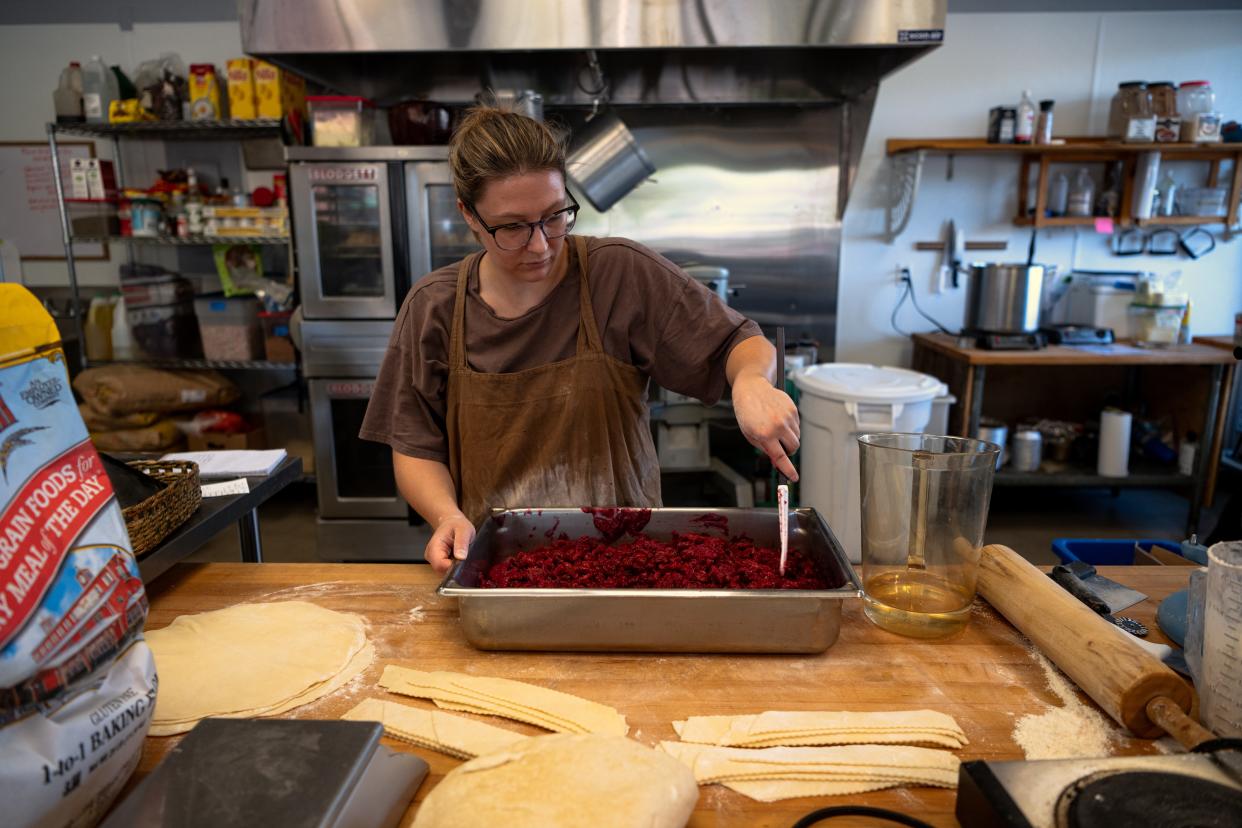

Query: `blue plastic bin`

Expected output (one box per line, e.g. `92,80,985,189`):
1051,538,1183,566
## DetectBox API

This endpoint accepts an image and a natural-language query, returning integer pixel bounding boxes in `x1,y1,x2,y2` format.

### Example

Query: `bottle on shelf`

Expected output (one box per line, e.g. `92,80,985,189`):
111,294,135,360
1156,170,1178,217
1035,99,1054,145
1048,172,1069,217
1179,430,1198,476
1096,161,1124,218
185,167,205,235
84,295,114,361
1067,168,1094,217
53,62,84,123
170,191,189,238
1014,90,1036,144
82,55,119,123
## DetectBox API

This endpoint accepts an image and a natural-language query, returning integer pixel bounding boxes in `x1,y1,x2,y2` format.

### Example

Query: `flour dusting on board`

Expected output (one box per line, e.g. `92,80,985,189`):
405,605,426,623
1011,648,1118,759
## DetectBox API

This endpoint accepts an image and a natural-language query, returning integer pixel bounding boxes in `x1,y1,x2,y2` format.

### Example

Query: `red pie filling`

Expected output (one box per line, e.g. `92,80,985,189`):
482,532,830,590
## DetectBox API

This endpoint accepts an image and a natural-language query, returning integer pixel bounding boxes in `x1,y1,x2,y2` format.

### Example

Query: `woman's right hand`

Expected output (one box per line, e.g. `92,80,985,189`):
425,512,476,573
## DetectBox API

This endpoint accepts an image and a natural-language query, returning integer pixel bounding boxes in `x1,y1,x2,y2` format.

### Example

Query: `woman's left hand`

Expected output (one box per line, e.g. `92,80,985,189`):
731,374,800,481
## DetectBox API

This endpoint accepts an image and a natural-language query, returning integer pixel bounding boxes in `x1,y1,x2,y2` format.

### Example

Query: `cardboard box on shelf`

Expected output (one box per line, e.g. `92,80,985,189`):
226,58,257,119
85,159,116,199
188,427,266,452
254,61,305,119
188,64,225,120
70,158,90,199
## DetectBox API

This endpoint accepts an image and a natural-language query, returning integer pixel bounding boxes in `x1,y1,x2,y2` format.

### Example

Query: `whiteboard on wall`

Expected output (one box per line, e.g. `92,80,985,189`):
0,141,108,261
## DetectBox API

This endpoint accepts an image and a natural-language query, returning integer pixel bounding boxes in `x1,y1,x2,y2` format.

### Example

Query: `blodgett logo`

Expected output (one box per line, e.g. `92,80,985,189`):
21,377,63,410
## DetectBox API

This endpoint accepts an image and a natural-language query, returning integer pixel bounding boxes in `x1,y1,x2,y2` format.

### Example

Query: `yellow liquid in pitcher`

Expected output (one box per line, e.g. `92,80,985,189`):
863,570,973,639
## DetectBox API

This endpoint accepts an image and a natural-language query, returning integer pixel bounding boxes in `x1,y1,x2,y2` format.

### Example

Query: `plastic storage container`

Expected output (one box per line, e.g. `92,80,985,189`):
308,95,374,147
1051,538,1183,566
1178,81,1221,143
1063,278,1137,338
1177,186,1229,217
123,275,202,358
1131,301,1186,348
194,296,263,361
793,363,948,563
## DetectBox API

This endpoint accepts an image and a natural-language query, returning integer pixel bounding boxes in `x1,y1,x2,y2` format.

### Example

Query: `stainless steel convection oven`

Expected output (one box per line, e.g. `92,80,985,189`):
289,147,477,560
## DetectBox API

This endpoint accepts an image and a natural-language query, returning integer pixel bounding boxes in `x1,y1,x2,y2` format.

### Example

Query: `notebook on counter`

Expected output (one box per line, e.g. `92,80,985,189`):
160,448,287,478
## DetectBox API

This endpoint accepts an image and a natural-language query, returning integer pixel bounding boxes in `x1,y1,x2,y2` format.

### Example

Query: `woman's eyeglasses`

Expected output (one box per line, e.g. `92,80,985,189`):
466,196,579,251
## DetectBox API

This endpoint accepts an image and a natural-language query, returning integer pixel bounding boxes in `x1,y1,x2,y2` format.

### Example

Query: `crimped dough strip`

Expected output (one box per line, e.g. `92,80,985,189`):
379,665,628,736
342,697,529,759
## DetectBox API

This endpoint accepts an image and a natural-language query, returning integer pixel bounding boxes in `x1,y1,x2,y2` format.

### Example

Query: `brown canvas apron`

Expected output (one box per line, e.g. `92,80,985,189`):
445,235,662,525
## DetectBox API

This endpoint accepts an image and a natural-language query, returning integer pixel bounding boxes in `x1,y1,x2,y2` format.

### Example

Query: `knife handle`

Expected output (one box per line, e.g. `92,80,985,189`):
1050,567,1112,616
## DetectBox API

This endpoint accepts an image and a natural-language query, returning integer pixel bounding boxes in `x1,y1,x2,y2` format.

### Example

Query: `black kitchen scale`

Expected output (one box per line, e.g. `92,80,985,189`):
101,719,427,828
1042,324,1116,346
960,330,1047,351
956,747,1242,828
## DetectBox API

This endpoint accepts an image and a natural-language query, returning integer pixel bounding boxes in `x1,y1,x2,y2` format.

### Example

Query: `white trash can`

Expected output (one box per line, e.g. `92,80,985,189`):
793,363,948,563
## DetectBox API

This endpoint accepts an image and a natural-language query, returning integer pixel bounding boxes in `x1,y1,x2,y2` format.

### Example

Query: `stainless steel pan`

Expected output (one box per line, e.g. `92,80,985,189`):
437,507,862,653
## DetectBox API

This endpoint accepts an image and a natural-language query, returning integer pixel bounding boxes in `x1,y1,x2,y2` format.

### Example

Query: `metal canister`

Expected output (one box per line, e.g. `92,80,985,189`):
976,419,1009,470
1011,429,1043,473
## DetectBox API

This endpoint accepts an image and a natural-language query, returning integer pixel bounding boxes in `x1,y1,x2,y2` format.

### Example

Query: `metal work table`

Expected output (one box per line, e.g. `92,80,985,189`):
135,456,303,583
912,333,1235,536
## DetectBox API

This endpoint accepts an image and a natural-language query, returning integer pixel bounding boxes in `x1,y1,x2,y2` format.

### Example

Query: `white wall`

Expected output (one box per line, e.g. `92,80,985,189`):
0,21,243,287
839,10,1242,367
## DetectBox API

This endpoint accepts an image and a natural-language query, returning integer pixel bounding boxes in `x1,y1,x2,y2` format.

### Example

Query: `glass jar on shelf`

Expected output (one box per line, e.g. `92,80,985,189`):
1149,82,1180,142
1108,81,1155,142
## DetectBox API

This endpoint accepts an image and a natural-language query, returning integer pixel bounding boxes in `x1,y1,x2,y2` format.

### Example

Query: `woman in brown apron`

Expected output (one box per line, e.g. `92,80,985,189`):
361,107,799,572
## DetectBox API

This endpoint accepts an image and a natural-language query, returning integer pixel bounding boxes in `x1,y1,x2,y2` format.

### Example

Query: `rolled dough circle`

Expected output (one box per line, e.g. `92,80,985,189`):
146,601,368,731
413,734,699,828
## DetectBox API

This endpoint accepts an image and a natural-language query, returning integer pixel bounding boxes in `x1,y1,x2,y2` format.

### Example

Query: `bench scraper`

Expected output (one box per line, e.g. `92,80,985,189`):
1060,560,1147,613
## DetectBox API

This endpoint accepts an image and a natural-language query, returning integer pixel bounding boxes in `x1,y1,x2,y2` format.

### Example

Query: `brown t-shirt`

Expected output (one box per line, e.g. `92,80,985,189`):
359,235,762,463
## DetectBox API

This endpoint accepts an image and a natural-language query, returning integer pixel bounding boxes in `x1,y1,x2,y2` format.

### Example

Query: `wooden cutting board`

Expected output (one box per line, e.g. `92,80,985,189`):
133,563,1192,827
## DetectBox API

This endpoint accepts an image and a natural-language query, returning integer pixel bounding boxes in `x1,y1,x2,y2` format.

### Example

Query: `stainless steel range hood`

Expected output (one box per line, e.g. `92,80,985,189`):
242,0,944,357
240,0,944,105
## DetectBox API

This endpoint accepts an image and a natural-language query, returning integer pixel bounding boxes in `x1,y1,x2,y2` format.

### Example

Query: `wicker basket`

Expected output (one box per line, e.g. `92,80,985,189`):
121,460,202,557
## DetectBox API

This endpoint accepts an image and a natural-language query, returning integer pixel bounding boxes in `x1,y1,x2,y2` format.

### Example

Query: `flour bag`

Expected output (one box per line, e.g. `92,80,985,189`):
0,285,156,827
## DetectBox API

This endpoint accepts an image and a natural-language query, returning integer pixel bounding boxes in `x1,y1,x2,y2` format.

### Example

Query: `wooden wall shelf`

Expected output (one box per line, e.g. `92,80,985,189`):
886,137,1242,157
885,137,1242,229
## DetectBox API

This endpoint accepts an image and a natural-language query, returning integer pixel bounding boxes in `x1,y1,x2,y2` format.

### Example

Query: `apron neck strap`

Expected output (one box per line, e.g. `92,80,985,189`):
449,238,601,370
573,235,604,354
449,251,483,370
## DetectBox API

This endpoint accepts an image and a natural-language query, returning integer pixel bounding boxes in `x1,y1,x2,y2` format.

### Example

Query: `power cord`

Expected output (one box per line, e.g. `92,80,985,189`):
891,267,954,337
791,805,937,828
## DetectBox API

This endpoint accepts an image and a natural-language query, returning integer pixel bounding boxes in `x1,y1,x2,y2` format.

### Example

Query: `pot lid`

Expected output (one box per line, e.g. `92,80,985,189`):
793,363,946,404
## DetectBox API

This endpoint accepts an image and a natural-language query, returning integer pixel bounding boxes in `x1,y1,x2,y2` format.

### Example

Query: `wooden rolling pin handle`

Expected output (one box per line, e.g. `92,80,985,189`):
1146,695,1216,750
977,544,1196,738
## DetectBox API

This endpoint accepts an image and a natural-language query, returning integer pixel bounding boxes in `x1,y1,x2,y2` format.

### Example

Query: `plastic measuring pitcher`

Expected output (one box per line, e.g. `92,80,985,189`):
1199,541,1242,737
857,433,1000,638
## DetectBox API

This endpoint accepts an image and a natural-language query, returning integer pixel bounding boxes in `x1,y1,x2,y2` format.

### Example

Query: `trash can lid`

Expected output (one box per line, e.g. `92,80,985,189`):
793,363,947,404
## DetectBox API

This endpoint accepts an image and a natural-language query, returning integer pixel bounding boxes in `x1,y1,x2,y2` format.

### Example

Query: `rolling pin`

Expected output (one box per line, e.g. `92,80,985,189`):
977,544,1213,748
